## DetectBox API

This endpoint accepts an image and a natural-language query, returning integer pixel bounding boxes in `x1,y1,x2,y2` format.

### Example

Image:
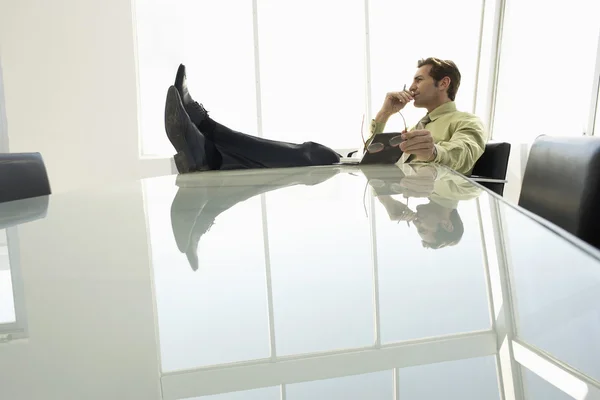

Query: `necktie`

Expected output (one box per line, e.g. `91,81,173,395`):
415,114,431,130
400,114,431,163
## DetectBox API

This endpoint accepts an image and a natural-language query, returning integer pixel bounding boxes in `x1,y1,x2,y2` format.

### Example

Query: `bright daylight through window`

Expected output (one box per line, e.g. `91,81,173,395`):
493,0,600,142
135,0,486,156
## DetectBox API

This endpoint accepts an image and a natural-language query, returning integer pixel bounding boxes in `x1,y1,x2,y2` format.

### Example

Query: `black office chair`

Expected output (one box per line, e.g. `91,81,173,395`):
518,136,600,249
471,142,511,196
0,152,52,203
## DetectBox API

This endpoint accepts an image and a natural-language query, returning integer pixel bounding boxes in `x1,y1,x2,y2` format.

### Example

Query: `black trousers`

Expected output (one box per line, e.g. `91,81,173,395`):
201,119,341,170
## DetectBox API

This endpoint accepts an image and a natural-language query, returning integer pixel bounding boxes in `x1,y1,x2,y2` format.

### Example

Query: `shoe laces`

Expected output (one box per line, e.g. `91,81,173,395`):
191,101,208,116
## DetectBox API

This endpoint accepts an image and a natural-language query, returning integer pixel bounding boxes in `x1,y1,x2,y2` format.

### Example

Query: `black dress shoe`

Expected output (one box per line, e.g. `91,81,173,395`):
174,64,209,128
164,85,211,174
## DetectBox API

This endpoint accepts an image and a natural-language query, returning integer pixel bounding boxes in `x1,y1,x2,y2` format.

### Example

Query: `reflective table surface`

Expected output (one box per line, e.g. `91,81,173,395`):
0,164,599,400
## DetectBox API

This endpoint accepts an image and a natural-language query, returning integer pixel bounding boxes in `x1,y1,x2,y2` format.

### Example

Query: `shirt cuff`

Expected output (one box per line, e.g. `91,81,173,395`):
370,119,386,135
431,144,446,164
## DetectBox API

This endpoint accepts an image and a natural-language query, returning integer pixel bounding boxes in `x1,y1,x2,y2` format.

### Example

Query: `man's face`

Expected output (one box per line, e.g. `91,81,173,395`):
409,65,440,109
413,203,453,245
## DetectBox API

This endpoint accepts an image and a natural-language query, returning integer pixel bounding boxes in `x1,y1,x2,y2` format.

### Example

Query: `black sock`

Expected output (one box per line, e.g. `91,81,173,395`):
204,138,222,169
198,118,217,141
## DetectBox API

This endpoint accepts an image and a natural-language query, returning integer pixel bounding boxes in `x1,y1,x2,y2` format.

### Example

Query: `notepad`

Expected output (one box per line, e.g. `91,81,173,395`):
339,133,405,165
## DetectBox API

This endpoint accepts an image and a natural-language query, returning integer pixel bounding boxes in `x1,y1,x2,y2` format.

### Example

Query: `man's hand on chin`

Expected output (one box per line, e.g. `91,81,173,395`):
399,130,437,161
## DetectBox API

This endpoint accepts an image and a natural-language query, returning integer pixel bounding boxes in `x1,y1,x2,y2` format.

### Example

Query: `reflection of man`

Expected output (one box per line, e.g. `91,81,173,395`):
170,168,340,271
374,165,481,249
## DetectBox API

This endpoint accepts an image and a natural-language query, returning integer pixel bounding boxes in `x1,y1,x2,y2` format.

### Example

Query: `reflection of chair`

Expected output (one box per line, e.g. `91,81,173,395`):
518,136,600,249
471,142,511,196
0,152,51,203
0,196,49,229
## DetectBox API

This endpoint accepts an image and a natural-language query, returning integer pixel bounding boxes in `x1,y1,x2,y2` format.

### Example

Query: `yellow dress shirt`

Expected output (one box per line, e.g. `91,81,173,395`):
368,102,488,175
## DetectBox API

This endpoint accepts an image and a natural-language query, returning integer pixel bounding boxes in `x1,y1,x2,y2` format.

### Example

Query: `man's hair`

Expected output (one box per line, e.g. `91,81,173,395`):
417,57,461,101
422,209,465,249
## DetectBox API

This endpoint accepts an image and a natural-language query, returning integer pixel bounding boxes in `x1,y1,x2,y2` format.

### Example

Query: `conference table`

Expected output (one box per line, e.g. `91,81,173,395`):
0,164,599,400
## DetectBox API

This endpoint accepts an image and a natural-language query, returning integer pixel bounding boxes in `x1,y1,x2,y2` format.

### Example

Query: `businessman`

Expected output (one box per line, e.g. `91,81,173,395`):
164,57,487,175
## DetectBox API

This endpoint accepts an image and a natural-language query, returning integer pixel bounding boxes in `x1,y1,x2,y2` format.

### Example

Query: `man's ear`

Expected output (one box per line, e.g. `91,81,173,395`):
440,76,451,90
440,219,454,232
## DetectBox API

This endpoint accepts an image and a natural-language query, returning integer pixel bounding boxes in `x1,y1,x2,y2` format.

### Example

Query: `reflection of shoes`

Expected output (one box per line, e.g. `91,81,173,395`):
164,86,211,174
295,167,341,186
184,220,215,272
174,64,210,128
170,187,216,272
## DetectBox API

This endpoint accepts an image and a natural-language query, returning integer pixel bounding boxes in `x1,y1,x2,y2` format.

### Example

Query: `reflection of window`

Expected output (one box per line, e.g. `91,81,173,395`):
143,178,270,372
398,356,500,398
522,368,573,400
266,176,374,356
0,229,16,325
150,174,492,382
493,0,600,142
375,197,490,343
287,370,393,399
184,386,280,400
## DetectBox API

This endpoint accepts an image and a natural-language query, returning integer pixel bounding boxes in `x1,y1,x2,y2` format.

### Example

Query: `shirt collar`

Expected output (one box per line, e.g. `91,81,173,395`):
427,101,457,121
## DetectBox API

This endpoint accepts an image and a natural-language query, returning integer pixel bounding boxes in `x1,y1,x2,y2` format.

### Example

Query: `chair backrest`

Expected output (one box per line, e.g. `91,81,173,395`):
0,152,52,203
518,136,600,249
472,142,511,180
471,142,511,196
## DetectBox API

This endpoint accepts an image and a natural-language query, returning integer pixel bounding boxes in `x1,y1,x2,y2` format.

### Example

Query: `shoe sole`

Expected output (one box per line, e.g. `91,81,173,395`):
174,64,185,92
165,86,197,174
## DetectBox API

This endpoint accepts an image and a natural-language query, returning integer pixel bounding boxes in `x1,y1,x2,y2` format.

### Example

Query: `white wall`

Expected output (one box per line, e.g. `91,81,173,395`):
0,0,173,194
501,143,530,203
0,58,8,152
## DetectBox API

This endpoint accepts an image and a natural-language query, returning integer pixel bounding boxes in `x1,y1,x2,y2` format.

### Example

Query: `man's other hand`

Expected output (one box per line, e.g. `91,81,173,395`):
379,90,413,117
399,130,436,161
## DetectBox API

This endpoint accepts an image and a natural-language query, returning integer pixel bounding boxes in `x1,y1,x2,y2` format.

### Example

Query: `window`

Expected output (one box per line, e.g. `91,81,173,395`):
135,0,487,157
257,0,366,150
369,0,484,132
493,0,600,142
595,89,600,136
135,0,257,157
